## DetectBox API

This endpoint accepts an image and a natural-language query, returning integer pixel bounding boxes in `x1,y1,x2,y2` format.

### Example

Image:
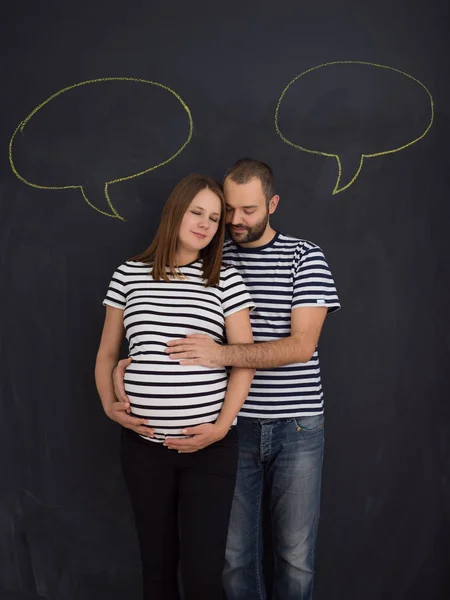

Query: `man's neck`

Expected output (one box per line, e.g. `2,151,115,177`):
238,226,277,249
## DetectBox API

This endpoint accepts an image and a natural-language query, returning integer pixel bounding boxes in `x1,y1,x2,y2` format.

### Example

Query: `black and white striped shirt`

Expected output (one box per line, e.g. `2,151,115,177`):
223,232,340,418
103,260,254,442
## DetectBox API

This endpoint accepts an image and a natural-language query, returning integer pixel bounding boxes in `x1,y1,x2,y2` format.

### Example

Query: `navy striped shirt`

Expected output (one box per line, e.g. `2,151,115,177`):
223,232,340,418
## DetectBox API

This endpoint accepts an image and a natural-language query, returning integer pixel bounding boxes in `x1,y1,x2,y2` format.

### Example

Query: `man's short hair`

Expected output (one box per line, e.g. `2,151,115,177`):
224,158,275,204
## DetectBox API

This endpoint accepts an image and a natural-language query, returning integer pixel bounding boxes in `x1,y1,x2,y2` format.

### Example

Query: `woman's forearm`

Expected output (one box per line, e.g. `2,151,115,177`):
214,367,255,434
95,354,120,416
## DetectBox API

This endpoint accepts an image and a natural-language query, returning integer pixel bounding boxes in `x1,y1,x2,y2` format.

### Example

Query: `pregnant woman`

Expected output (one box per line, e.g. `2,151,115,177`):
95,174,255,600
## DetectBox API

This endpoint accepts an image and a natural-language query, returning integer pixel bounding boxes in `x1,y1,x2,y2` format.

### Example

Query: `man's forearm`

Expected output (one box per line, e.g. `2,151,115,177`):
220,336,315,369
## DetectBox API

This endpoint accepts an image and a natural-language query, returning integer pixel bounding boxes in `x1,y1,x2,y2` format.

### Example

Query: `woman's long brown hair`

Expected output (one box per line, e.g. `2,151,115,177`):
132,174,226,286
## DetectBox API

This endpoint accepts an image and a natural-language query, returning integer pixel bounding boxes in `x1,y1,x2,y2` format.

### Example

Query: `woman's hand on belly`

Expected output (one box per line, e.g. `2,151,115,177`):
163,423,227,453
106,400,155,438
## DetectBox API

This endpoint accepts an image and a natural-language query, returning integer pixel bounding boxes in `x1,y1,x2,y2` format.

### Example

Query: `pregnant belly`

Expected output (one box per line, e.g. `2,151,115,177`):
124,367,228,441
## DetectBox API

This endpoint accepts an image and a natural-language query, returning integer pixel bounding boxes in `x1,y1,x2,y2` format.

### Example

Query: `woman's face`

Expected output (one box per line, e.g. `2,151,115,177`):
177,188,222,255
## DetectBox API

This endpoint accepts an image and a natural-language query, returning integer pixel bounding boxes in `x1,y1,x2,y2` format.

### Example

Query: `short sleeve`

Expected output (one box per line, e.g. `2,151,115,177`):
103,265,127,310
221,266,255,318
292,245,341,313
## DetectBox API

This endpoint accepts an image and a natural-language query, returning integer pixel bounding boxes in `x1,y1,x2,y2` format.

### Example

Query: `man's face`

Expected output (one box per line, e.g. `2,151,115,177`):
224,177,270,244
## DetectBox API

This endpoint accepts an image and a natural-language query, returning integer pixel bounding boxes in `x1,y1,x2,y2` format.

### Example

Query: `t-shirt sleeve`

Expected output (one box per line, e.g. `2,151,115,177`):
292,245,341,313
103,265,127,310
221,266,255,318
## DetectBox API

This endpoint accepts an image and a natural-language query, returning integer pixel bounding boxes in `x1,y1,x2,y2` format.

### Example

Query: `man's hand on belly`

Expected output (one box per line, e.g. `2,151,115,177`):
166,334,225,367
163,423,227,453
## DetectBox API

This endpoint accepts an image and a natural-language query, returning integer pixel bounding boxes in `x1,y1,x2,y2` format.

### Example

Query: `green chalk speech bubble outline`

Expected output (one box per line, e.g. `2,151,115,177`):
9,77,194,221
274,61,434,194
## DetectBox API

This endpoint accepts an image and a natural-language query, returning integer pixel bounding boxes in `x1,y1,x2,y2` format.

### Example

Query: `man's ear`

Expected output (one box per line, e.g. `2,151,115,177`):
268,195,280,215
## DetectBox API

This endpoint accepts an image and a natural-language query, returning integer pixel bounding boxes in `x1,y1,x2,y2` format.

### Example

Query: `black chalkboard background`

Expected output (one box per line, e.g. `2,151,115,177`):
1,1,449,599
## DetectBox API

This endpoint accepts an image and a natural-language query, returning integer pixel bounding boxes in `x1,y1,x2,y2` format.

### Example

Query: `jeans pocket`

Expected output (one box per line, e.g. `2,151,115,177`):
293,414,324,432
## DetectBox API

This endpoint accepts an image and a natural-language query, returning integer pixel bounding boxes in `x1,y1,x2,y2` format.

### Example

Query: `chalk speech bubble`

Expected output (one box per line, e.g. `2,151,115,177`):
9,77,193,220
275,61,434,194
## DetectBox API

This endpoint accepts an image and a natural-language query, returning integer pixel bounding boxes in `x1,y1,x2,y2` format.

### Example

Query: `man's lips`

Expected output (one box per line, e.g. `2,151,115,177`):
231,227,248,233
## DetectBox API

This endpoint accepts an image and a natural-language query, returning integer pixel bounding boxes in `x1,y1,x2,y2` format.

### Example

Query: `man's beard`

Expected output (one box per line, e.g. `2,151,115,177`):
228,210,269,244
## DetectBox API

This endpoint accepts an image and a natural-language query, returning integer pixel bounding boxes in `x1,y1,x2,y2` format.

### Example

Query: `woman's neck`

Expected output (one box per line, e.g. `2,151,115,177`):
175,249,199,267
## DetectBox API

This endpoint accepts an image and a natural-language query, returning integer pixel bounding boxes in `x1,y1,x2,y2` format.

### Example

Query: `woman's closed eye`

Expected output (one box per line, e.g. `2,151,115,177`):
191,210,218,223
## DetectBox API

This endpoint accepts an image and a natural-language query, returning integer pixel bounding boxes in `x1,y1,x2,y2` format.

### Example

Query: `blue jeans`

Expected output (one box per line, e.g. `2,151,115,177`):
223,415,324,600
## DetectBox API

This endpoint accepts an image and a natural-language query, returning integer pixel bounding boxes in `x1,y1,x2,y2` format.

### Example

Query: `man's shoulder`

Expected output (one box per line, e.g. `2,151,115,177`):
223,234,322,258
223,238,235,251
277,232,321,252
219,262,238,276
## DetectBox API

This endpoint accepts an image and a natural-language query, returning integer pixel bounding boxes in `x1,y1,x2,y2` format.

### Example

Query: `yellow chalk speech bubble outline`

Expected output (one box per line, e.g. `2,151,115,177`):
9,77,194,220
274,61,434,194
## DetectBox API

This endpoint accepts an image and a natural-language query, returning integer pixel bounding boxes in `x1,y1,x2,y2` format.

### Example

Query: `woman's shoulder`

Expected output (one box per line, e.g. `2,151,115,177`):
219,263,243,283
111,260,151,278
121,260,151,269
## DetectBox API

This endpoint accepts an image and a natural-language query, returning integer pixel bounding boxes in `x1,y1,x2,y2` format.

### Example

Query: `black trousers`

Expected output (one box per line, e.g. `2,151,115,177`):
121,427,239,600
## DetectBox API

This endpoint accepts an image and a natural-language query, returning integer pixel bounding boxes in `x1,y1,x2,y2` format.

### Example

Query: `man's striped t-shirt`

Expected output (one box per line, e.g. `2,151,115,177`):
103,260,254,442
223,232,340,418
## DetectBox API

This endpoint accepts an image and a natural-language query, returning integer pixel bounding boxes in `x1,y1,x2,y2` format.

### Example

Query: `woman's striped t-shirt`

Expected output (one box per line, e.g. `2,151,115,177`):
103,260,254,442
223,232,340,418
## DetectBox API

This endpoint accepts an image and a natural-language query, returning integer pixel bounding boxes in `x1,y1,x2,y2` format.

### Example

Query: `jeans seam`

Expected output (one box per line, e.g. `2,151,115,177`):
308,440,324,598
254,474,265,600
